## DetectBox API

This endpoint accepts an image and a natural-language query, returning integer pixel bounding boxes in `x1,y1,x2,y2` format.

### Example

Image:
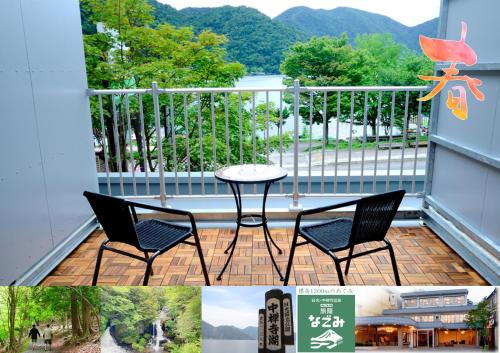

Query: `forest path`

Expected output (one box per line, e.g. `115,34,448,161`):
22,336,65,353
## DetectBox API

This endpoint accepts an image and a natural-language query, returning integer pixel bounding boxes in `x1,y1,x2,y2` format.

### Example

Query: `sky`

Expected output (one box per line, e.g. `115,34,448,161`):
203,286,296,329
158,0,441,27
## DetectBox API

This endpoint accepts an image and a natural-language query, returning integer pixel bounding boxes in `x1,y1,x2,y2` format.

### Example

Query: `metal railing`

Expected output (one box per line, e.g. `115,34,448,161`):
88,80,430,207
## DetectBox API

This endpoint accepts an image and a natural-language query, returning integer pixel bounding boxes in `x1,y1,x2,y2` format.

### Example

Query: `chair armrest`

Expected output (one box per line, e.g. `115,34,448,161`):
126,201,197,230
293,198,361,238
299,198,361,216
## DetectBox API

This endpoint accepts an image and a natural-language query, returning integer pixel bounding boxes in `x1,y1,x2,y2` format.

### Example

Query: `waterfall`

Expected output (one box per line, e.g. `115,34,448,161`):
154,319,163,351
101,327,130,353
151,309,169,352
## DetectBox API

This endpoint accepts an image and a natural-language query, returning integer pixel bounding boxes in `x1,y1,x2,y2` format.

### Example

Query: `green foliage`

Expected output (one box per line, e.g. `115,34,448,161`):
281,33,433,141
274,6,437,52
0,287,100,353
101,287,202,353
150,4,306,74
465,300,492,347
81,2,437,74
82,0,291,174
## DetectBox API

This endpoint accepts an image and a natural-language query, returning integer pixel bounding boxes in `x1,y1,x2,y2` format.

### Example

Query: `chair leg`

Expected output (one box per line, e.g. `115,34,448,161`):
331,255,345,286
193,231,210,286
344,246,355,275
143,259,154,286
284,231,299,285
143,252,154,276
386,241,401,286
92,244,105,286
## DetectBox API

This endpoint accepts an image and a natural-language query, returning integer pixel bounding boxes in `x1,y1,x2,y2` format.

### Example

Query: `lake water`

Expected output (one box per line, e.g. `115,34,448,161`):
234,75,402,140
202,339,296,353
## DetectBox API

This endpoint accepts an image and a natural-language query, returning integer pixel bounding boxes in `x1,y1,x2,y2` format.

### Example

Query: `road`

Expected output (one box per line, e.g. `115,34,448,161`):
269,143,428,172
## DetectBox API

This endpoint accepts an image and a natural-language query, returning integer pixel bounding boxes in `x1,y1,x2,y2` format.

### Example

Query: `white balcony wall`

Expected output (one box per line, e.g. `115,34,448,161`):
423,0,500,284
0,0,97,284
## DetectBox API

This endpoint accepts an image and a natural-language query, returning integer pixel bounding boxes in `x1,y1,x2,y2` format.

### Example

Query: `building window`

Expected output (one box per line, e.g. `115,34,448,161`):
419,297,440,307
437,329,476,346
355,326,377,346
444,296,466,305
412,315,434,322
441,313,466,323
377,326,398,346
355,326,398,347
404,298,417,307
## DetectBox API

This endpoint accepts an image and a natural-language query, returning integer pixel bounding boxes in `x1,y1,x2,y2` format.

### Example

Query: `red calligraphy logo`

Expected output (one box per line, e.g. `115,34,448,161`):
418,22,485,120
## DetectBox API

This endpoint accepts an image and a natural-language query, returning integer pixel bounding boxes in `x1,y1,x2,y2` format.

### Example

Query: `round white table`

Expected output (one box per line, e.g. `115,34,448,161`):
214,164,288,281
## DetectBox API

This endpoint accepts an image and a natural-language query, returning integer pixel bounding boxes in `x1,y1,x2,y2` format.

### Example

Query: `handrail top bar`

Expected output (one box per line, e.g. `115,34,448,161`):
158,87,290,94
87,88,152,95
87,85,430,96
301,86,429,92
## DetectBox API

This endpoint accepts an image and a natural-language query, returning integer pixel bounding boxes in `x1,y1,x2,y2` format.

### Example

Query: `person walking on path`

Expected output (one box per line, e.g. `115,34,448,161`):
28,325,41,350
42,324,53,351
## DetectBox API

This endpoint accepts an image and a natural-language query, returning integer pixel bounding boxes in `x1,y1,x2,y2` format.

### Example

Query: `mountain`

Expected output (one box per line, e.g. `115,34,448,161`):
150,2,306,74
202,321,257,340
274,6,438,51
80,2,438,74
240,326,258,340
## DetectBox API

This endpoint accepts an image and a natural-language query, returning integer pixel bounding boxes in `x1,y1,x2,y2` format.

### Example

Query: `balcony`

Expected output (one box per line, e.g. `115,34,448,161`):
87,83,429,207
2,0,499,286
41,225,487,286
37,83,486,286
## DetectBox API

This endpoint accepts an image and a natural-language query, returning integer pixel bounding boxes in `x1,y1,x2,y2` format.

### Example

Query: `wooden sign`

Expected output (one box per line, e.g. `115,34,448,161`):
282,293,294,345
258,309,266,353
265,289,284,353
261,289,294,353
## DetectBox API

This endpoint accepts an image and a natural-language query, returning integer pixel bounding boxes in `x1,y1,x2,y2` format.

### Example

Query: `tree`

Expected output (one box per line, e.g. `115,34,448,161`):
280,33,433,141
99,287,202,353
465,300,491,348
71,292,83,337
0,287,100,353
83,0,288,175
355,33,433,133
280,34,370,143
0,287,37,353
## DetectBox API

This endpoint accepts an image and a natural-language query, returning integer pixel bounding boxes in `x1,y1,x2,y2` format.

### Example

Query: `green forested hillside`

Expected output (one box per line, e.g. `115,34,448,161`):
80,1,437,74
150,3,306,73
274,6,438,51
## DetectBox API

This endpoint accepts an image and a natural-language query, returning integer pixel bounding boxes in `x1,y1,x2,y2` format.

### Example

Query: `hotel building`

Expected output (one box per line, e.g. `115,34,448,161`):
355,289,480,348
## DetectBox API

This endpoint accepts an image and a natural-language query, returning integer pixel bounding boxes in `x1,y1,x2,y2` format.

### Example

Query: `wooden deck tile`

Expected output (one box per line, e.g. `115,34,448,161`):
40,226,488,286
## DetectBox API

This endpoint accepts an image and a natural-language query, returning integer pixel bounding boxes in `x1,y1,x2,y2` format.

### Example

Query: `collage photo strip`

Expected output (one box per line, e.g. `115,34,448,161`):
0,0,499,353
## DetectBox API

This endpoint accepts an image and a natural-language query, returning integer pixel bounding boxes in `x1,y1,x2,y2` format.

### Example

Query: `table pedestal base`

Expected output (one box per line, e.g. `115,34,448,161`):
216,181,284,281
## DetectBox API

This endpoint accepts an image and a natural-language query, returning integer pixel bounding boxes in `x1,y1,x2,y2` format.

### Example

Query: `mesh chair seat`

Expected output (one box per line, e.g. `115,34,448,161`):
135,219,192,251
300,218,353,251
284,190,404,286
84,191,210,286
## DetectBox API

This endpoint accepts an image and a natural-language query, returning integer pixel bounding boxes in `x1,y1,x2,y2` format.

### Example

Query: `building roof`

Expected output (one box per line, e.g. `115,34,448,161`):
383,304,476,315
486,288,497,301
400,289,468,298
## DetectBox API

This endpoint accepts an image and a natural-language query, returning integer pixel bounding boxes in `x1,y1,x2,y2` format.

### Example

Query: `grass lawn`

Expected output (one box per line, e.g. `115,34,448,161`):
302,135,428,151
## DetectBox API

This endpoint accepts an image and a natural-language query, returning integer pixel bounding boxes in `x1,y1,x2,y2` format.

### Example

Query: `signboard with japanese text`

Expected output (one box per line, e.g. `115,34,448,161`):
297,287,355,353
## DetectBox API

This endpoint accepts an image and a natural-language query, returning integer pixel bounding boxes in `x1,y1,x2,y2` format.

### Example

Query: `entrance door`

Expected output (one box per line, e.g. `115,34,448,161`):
418,331,429,347
417,330,433,347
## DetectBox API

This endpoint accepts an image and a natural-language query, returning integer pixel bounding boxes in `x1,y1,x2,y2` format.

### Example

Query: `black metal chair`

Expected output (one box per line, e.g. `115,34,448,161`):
83,191,210,286
284,190,405,286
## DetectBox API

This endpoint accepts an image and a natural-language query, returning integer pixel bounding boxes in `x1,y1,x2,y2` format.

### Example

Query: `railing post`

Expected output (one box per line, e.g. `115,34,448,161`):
289,79,302,211
152,82,167,206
